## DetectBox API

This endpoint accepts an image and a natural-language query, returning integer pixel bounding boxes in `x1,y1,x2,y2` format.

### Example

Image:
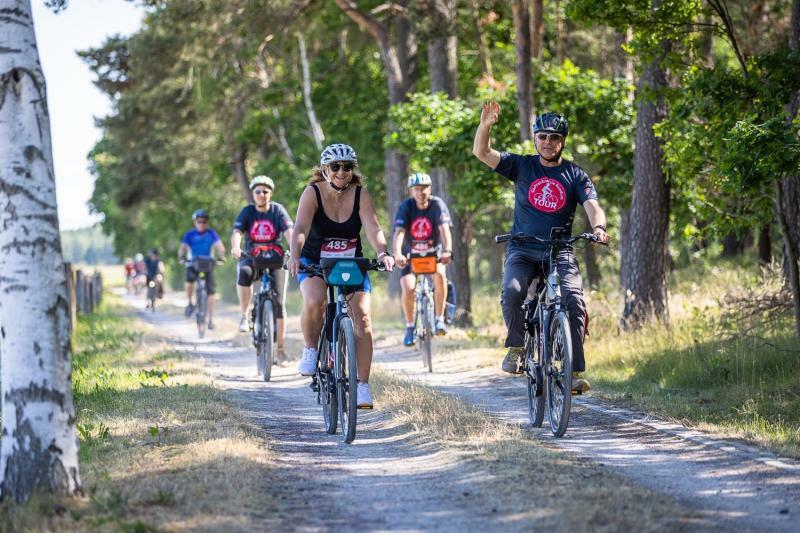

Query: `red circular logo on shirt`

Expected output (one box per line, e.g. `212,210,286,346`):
410,216,433,240
250,219,276,242
528,178,567,213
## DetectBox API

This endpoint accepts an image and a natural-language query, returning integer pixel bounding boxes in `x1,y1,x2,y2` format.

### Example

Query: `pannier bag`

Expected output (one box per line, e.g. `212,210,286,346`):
409,252,438,275
252,244,285,270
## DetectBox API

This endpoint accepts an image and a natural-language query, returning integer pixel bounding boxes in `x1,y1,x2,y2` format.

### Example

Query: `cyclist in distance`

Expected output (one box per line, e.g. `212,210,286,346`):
288,143,395,409
144,248,165,300
124,257,136,293
133,253,146,292
392,172,453,345
231,175,294,360
179,209,226,329
472,102,610,392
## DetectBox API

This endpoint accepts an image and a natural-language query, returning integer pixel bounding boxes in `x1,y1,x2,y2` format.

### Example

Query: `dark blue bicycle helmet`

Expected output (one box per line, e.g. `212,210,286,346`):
192,209,209,221
532,112,569,137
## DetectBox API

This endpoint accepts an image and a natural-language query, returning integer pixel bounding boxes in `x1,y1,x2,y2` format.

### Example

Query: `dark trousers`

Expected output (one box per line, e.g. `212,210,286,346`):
500,249,588,372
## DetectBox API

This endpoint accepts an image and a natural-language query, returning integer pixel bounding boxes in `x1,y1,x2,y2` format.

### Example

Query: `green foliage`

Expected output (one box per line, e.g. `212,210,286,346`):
659,48,800,236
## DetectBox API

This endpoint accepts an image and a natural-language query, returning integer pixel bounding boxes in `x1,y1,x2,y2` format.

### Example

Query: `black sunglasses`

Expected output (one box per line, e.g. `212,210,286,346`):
253,188,270,195
329,162,355,172
536,133,563,142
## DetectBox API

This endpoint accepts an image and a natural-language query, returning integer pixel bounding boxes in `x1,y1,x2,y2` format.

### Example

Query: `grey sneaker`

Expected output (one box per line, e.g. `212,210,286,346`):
238,315,249,333
184,303,195,317
501,347,525,374
572,372,591,393
207,321,215,330
434,317,447,336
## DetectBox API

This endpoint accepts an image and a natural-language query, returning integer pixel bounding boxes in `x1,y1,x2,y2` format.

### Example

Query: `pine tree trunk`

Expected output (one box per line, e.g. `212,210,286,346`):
424,0,471,325
513,0,532,141
530,0,544,60
758,223,772,266
621,41,671,328
0,0,81,502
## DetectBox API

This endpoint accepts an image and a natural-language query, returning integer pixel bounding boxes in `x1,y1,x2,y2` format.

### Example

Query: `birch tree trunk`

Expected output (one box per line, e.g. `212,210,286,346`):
296,33,325,151
0,0,81,502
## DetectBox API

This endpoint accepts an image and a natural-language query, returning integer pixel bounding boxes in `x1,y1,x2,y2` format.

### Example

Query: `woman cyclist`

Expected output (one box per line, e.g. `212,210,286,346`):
288,143,394,409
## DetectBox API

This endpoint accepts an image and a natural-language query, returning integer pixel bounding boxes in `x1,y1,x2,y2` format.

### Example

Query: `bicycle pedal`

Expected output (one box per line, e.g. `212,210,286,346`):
571,390,583,396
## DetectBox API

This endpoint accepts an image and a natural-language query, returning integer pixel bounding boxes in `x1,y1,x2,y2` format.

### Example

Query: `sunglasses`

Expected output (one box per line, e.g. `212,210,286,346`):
253,188,270,195
536,133,563,142
329,162,355,173
196,219,208,224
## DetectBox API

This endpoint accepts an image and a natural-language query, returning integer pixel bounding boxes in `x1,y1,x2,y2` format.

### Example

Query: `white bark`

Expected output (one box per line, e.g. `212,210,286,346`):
296,33,324,150
0,0,80,502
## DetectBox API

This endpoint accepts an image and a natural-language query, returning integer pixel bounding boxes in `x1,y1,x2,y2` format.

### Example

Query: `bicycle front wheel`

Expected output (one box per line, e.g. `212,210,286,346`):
422,296,433,373
196,285,207,338
336,317,358,444
525,329,545,428
261,300,275,382
547,311,573,437
254,297,266,377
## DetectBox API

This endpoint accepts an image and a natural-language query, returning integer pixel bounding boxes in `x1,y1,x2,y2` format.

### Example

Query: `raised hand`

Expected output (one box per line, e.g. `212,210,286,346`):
480,101,500,126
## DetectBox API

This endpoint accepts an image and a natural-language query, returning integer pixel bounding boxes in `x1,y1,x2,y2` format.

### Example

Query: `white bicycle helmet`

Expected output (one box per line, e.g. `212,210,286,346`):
320,143,357,165
407,172,432,188
249,175,275,190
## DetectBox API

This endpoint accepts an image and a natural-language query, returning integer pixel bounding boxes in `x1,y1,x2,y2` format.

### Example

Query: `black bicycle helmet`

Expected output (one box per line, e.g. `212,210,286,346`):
532,112,569,137
149,247,159,256
192,209,209,221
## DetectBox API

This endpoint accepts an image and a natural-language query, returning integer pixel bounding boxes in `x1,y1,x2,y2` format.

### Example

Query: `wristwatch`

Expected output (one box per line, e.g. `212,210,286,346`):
377,251,392,260
593,224,607,232
442,249,453,254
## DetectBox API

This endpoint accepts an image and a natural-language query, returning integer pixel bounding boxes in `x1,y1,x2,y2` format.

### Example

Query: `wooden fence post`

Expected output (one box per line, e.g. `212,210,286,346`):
64,263,76,331
75,270,84,314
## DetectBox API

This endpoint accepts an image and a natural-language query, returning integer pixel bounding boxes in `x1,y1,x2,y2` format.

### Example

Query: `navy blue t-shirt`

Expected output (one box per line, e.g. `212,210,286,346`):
393,196,452,255
494,152,597,256
144,257,161,279
181,229,221,258
233,203,293,255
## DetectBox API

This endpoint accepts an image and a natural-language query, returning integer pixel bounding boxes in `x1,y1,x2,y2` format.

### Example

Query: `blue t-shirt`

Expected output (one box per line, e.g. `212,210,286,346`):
233,203,293,255
393,196,452,255
494,152,598,256
181,229,221,258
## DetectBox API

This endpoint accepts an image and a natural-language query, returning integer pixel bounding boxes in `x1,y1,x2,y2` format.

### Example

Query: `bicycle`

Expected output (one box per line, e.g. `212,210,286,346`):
145,277,161,312
249,248,283,382
495,228,604,437
299,257,386,444
408,251,439,372
187,256,222,339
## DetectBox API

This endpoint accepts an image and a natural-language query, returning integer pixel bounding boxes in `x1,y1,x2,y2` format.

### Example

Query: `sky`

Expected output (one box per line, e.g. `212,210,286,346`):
32,0,143,230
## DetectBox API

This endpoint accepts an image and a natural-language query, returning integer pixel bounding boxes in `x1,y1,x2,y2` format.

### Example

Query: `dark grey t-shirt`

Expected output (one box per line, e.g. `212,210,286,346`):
233,203,293,255
393,196,452,255
494,152,597,256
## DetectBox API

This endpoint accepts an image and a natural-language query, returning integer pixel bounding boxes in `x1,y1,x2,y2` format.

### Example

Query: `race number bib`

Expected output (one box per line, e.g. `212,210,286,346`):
320,238,358,258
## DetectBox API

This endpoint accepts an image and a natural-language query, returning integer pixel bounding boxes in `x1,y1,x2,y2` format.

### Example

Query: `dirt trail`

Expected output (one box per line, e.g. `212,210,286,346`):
375,336,800,531
123,290,798,531
124,292,540,531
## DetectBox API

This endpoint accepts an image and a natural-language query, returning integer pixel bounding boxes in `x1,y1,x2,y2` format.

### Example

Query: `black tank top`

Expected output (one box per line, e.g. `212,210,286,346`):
301,184,364,262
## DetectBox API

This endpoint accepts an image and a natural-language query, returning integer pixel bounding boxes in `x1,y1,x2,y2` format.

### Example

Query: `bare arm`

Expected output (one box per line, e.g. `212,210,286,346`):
472,101,502,169
392,227,407,267
178,243,188,261
213,239,226,259
359,188,394,271
231,230,244,258
583,199,610,244
439,223,453,264
288,186,318,275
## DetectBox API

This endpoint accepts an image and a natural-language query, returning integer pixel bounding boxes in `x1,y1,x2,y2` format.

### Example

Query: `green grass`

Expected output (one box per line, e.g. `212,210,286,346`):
2,298,276,531
586,259,800,456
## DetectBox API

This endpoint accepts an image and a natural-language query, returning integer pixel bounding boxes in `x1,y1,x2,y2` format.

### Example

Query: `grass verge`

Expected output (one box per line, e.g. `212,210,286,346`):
370,369,707,532
2,297,275,531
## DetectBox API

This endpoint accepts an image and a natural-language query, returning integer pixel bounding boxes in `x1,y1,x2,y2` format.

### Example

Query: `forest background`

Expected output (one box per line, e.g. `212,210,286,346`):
85,0,800,332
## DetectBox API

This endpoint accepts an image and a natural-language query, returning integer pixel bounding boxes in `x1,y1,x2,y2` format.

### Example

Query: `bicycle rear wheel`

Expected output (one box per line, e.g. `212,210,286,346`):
547,311,573,437
525,329,545,427
424,296,434,372
261,300,275,382
336,317,358,444
147,283,157,312
319,336,337,434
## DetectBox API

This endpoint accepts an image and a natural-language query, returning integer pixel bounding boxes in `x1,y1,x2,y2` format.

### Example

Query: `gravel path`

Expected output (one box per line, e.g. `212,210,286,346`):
375,336,800,532
125,292,536,531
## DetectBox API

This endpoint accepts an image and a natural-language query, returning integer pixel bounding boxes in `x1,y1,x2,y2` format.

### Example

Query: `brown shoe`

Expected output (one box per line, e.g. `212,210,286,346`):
501,347,525,374
572,372,591,393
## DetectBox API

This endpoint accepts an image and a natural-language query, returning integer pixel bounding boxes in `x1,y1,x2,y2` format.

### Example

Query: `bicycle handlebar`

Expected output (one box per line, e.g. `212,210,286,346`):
296,259,387,277
494,232,607,246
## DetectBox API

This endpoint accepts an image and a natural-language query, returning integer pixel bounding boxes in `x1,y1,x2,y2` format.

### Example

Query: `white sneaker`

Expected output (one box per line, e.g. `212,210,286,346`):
238,315,249,333
357,382,374,409
297,347,318,376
